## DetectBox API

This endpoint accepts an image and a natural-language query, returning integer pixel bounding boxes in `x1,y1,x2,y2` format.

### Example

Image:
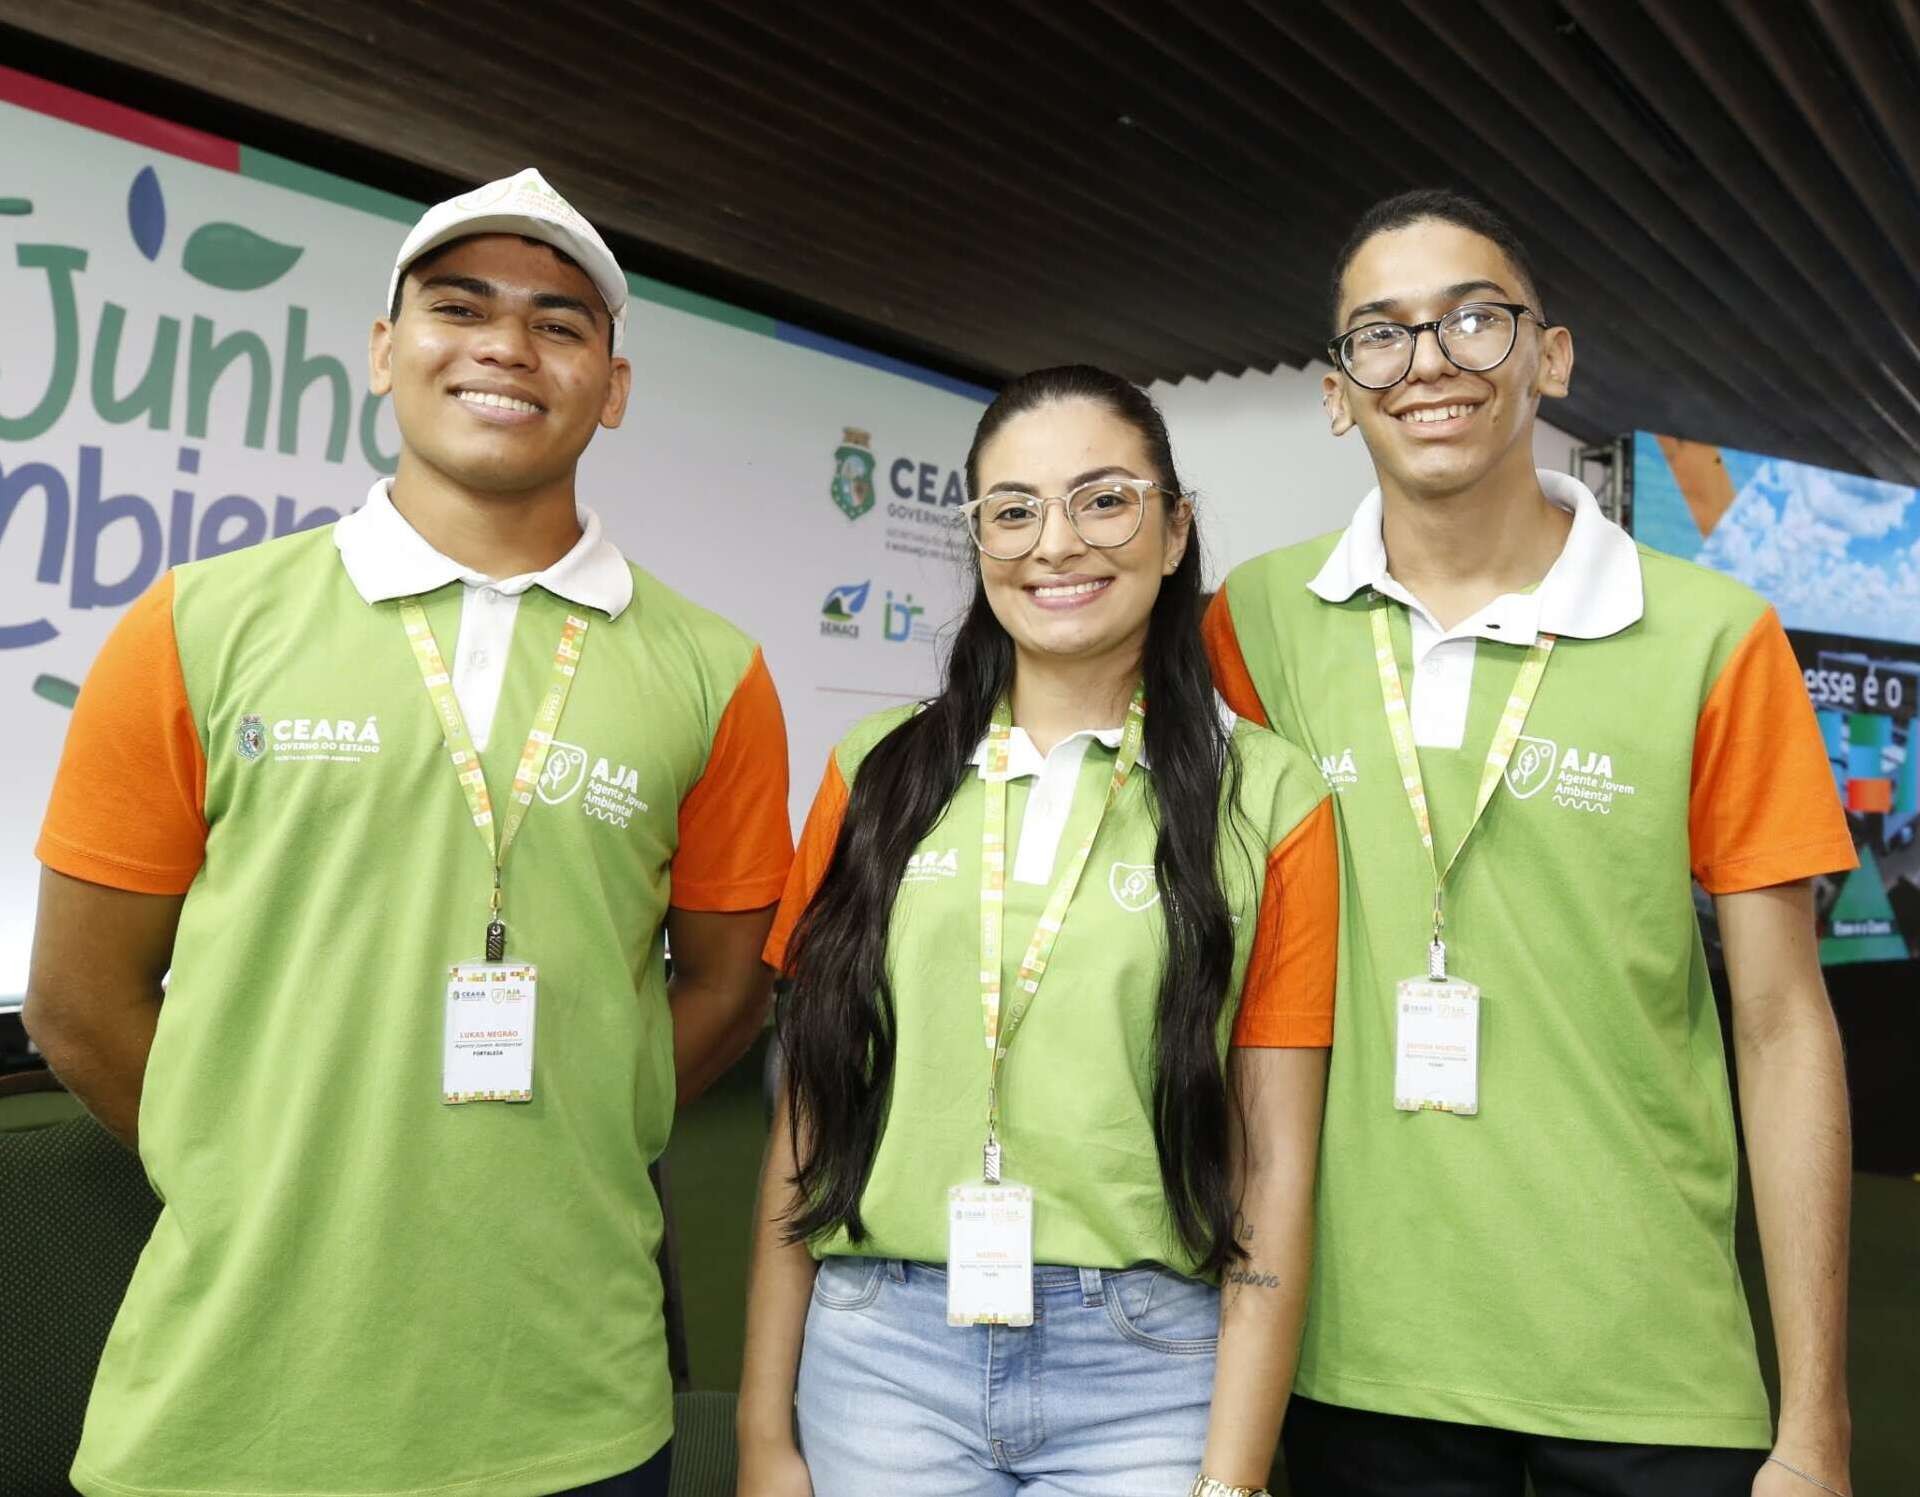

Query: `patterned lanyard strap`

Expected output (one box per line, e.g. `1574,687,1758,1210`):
977,683,1147,1182
1368,593,1553,979
399,596,589,959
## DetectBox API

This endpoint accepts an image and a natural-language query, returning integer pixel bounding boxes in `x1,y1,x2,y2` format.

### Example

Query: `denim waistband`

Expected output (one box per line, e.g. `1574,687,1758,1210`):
874,1260,1189,1302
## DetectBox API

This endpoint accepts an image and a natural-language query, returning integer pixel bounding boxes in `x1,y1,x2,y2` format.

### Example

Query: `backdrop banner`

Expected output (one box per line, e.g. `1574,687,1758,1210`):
0,66,990,999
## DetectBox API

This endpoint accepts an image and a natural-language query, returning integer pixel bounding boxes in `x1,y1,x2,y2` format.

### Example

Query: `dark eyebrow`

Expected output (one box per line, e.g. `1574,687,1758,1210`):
1344,279,1512,328
532,291,599,321
418,276,601,325
989,465,1139,495
419,273,495,298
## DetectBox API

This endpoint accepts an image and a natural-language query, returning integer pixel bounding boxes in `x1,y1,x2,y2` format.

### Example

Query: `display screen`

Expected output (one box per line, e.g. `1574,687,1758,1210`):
1634,432,1920,965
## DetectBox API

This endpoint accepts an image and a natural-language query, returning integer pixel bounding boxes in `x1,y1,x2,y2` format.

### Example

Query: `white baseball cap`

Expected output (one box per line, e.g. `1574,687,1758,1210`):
387,168,629,353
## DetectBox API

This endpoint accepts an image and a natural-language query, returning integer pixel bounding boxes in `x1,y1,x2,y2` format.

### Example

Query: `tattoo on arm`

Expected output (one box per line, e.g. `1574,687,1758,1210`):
1224,1267,1281,1290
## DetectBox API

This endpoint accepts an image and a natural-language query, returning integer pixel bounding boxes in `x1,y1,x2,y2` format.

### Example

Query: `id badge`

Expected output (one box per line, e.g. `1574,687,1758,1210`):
1393,977,1480,1115
443,962,537,1103
946,1182,1034,1327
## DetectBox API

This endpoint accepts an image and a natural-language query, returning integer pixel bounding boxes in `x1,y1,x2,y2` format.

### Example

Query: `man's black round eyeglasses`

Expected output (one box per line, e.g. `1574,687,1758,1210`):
1326,301,1553,390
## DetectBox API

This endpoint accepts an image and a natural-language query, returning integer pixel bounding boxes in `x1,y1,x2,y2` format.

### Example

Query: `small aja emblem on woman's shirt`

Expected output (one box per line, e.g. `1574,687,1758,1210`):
1108,862,1160,912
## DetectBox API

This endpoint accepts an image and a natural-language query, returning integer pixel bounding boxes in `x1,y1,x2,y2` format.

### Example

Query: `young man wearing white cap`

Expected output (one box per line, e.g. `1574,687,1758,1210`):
27,169,792,1497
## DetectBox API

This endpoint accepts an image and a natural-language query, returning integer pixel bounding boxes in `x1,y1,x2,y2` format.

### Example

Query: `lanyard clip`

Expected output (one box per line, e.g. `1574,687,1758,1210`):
1429,888,1447,981
486,869,505,962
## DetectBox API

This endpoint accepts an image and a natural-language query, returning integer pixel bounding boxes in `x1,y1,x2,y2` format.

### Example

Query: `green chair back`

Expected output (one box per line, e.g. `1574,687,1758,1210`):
667,1390,740,1497
0,1107,159,1496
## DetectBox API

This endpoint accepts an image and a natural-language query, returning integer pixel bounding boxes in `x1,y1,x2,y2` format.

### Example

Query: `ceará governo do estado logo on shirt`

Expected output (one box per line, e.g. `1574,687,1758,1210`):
235,713,383,765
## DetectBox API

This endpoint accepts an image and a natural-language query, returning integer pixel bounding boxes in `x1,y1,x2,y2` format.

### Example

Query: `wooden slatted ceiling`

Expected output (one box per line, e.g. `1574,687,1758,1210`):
4,0,1918,482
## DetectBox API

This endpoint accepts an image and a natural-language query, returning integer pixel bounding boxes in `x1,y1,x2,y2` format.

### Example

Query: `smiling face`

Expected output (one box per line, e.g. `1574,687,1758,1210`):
369,234,631,498
1324,218,1572,503
971,396,1191,672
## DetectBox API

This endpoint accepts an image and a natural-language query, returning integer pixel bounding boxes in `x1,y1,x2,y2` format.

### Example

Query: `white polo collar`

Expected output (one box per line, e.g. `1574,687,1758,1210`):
1307,469,1643,641
971,724,1150,782
333,479,634,619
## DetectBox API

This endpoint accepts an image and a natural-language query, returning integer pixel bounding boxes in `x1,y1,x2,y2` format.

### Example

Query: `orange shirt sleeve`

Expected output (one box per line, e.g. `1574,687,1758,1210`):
672,647,794,910
1690,609,1857,894
1232,793,1338,1047
761,752,850,972
37,572,208,894
1203,590,1267,727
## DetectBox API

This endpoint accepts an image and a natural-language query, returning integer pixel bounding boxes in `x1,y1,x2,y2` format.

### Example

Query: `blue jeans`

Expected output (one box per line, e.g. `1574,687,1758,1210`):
797,1258,1219,1495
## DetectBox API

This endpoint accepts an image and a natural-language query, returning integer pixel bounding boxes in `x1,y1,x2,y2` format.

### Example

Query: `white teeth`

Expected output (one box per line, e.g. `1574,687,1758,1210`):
457,390,542,414
1033,579,1110,599
1399,403,1476,424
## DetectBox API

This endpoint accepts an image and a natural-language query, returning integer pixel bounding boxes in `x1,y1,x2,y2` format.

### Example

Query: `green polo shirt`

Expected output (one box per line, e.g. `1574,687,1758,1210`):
38,499,792,1497
1204,471,1855,1447
766,706,1339,1275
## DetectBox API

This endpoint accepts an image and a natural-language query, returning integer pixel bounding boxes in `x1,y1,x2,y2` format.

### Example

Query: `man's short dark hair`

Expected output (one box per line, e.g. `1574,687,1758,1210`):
389,233,615,354
1329,188,1541,326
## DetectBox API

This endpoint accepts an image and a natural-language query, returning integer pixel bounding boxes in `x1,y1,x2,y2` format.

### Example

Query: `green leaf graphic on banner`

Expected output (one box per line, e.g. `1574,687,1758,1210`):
0,198,33,215
33,676,79,710
183,223,304,290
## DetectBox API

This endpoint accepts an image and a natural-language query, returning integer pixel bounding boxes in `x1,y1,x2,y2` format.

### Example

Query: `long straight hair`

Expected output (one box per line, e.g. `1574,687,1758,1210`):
776,366,1248,1274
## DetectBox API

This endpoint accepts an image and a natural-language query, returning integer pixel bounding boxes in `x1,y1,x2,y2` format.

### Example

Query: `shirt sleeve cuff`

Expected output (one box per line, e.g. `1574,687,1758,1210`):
36,829,200,896
669,872,790,913
1695,835,1859,895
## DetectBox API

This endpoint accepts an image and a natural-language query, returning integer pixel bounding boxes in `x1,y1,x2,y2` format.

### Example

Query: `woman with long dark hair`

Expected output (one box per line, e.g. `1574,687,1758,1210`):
737,367,1336,1497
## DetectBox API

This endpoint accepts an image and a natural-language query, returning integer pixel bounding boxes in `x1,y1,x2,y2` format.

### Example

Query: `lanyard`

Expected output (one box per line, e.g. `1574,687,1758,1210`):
1369,593,1553,980
399,596,589,959
977,684,1146,1183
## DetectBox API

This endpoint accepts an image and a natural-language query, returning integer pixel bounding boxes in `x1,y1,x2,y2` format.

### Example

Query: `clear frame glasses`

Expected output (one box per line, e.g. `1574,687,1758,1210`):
1326,301,1552,390
960,477,1173,561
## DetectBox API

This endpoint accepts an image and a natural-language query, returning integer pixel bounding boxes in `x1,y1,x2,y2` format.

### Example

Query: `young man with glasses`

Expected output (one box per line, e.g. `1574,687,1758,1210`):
1204,189,1855,1497
27,170,791,1497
